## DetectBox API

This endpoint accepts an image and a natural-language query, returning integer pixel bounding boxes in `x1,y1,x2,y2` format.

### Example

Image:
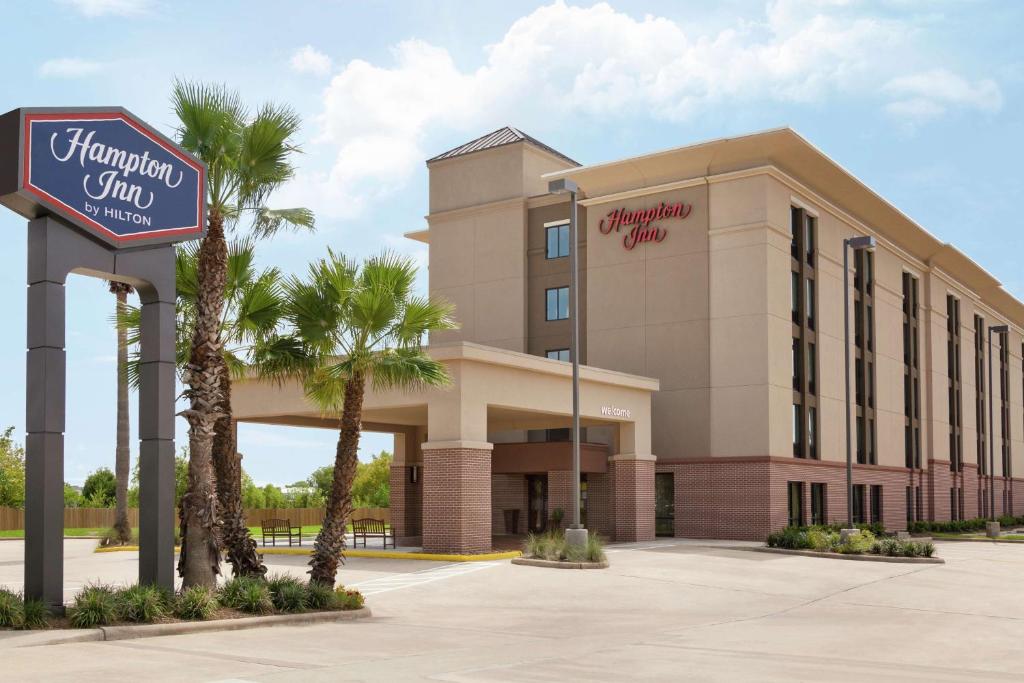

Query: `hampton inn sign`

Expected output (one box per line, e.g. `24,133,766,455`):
597,200,693,250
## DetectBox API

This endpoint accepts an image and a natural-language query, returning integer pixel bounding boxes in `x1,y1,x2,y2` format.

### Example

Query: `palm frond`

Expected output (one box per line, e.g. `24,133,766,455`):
395,296,458,345
250,207,315,239
369,347,451,392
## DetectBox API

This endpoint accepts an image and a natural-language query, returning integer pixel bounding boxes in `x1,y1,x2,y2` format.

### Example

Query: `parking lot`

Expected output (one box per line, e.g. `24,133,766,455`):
2,538,1024,681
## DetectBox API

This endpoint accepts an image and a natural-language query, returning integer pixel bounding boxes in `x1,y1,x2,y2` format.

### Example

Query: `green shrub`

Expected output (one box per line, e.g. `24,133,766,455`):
334,588,364,610
766,527,813,550
98,526,138,548
807,527,841,552
274,582,307,613
267,574,306,613
20,597,49,630
838,529,875,554
219,576,262,609
525,531,606,562
69,583,117,628
173,586,218,621
0,588,22,628
116,584,166,623
304,581,337,610
870,538,935,558
237,581,274,615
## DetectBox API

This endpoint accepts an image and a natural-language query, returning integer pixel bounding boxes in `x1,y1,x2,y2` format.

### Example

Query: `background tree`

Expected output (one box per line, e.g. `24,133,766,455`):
0,427,25,508
352,451,392,508
108,281,135,543
171,80,313,587
82,468,117,507
267,252,455,585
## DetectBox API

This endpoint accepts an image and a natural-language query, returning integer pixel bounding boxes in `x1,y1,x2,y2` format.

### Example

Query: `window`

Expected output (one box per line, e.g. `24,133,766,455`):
975,315,987,474
811,483,826,526
545,223,569,259
948,295,962,472
854,250,876,464
916,487,924,522
545,287,569,321
903,273,921,470
950,488,958,521
852,484,866,524
788,482,805,527
791,207,819,460
906,486,914,523
870,485,882,525
546,349,570,362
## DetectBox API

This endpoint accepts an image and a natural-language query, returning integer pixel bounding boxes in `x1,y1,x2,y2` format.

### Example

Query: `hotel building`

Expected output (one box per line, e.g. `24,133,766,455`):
233,126,1024,551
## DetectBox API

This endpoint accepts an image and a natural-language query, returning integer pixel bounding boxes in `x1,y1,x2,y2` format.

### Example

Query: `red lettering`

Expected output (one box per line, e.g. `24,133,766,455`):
598,200,690,249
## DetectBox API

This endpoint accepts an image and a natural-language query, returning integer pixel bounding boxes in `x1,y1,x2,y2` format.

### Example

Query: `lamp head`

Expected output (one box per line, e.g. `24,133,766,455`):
548,178,578,195
847,235,876,251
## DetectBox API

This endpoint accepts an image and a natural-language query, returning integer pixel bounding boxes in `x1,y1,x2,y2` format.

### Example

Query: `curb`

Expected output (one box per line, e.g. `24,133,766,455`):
1,608,372,648
511,557,609,569
261,548,523,562
735,546,944,564
93,544,521,562
927,536,1024,544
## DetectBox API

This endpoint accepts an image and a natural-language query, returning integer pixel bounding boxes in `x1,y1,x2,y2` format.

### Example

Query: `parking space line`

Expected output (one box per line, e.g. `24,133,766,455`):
350,561,503,596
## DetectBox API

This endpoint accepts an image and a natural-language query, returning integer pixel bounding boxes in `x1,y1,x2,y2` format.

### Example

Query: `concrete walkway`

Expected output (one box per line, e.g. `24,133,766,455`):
3,539,1024,680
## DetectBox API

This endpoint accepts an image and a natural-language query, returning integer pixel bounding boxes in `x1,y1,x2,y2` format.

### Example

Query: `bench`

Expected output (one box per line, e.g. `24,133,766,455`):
352,517,394,549
260,518,302,546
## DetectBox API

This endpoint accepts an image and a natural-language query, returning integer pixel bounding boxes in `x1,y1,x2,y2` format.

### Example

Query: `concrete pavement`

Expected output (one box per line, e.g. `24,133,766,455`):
2,539,1024,681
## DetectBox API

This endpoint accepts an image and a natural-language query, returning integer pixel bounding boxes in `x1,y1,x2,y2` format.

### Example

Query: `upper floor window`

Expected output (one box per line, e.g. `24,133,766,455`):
546,223,569,259
546,286,569,321
546,348,570,362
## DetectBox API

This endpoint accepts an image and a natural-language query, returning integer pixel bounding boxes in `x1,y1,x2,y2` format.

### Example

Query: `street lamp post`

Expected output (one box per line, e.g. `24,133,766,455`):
842,235,876,531
548,177,588,548
987,324,1008,532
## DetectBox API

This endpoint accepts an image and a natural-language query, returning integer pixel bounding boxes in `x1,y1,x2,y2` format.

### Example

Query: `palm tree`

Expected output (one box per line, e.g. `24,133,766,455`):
109,280,135,545
120,239,286,577
266,251,456,586
171,80,313,587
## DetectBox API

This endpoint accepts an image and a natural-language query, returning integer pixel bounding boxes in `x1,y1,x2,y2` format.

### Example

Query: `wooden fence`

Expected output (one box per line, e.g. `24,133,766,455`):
0,506,389,531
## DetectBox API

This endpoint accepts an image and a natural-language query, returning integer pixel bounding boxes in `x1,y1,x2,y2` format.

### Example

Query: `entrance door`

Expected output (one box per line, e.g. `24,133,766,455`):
655,472,675,537
527,474,548,533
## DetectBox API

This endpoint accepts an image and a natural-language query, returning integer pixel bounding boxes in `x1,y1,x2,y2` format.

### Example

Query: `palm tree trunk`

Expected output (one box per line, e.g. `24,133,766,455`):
112,283,133,544
178,209,227,588
309,370,364,586
213,371,266,577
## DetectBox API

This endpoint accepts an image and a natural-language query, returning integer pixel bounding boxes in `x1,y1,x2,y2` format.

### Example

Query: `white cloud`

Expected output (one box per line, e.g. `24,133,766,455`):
38,57,106,78
290,45,333,76
296,0,1002,219
59,0,152,17
883,68,1002,122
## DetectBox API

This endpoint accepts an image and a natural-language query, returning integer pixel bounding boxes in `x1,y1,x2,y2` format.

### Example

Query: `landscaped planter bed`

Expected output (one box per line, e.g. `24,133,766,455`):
741,546,944,564
511,557,609,569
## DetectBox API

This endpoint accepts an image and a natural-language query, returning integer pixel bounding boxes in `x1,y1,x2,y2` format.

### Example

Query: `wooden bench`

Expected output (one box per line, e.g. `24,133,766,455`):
260,518,302,546
351,517,394,549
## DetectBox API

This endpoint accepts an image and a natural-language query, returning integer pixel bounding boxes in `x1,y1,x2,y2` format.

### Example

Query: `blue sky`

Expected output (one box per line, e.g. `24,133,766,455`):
0,0,1021,486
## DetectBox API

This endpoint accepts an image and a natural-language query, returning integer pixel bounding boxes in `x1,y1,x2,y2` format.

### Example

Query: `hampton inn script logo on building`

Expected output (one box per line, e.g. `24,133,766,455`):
598,201,692,250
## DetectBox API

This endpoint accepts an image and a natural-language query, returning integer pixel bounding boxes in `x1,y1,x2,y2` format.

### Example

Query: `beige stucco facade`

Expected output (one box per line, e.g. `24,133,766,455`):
237,126,1024,547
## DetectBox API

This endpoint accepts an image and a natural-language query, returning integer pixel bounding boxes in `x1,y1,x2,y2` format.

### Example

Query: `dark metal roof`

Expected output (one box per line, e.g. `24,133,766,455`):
427,126,578,166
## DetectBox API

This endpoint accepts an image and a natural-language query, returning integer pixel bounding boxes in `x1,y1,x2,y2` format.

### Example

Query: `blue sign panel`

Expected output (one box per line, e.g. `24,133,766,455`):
21,111,204,245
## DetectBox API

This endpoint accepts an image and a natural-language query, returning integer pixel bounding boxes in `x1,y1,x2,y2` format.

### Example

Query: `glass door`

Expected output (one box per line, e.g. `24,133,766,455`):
655,472,675,536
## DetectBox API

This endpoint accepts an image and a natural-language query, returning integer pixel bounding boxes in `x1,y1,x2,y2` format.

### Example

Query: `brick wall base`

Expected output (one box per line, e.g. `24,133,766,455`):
422,447,491,554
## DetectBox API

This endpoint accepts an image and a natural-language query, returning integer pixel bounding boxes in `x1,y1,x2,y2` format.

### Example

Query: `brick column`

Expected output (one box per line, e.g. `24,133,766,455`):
611,454,655,542
963,464,980,519
547,470,575,531
928,460,953,521
422,442,492,554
